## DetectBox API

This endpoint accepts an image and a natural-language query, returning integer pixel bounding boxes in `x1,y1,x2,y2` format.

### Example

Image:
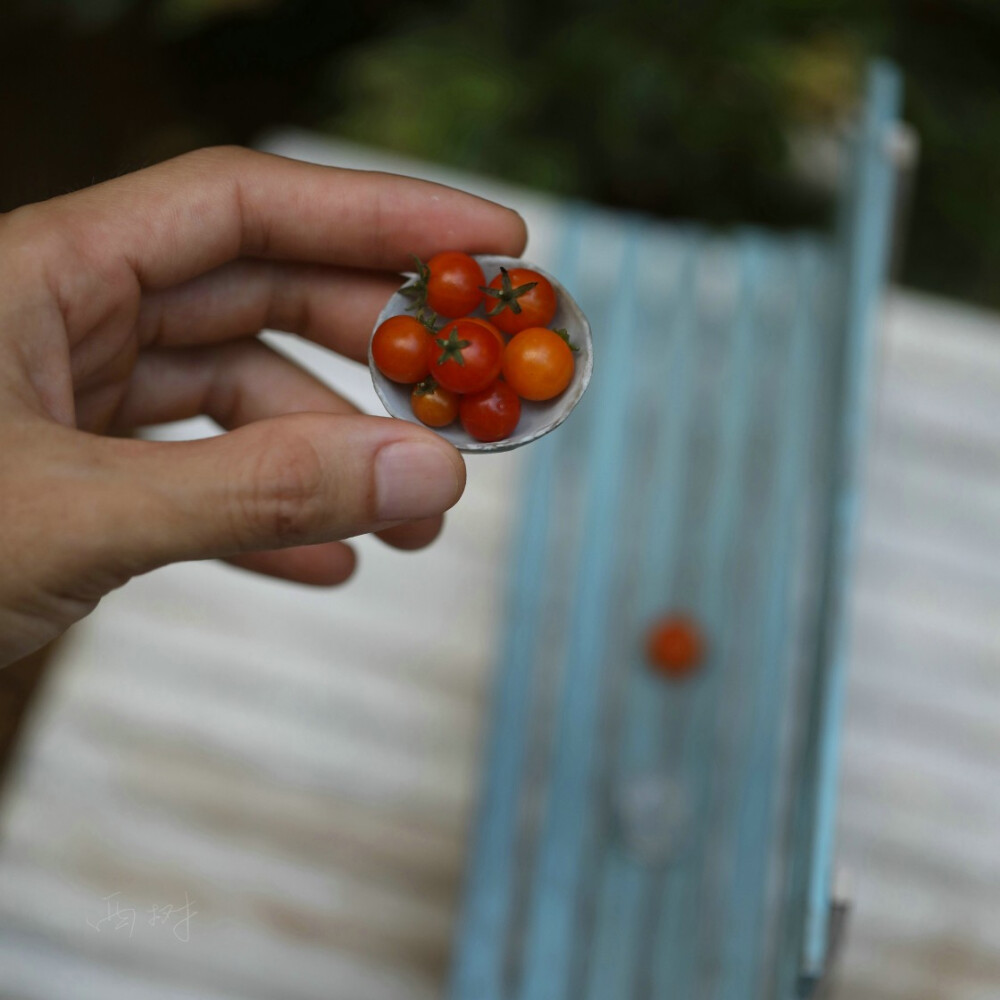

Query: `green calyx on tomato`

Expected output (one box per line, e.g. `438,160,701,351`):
398,257,438,328
401,254,432,308
434,326,472,366
480,266,538,317
405,295,439,333
413,376,438,396
414,305,439,330
553,328,579,352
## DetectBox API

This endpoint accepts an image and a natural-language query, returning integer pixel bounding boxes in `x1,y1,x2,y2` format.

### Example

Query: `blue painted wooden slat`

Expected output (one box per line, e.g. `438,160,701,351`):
583,234,702,1000
449,211,586,1000
716,240,826,1000
652,235,764,999
518,225,643,1000
800,61,902,980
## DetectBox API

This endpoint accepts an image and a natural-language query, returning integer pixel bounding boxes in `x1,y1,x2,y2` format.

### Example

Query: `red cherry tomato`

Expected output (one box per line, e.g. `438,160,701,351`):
371,314,432,384
645,615,705,679
462,315,506,347
411,380,459,428
503,327,575,401
422,251,485,318
459,379,522,442
427,319,504,394
483,266,557,335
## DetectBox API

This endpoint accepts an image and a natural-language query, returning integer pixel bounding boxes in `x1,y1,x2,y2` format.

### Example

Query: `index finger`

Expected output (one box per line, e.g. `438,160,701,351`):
40,146,528,289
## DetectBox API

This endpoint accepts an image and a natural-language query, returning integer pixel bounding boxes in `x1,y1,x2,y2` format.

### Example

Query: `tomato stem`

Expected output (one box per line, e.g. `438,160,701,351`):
414,304,439,330
434,326,471,366
480,266,538,318
400,254,431,309
554,327,579,352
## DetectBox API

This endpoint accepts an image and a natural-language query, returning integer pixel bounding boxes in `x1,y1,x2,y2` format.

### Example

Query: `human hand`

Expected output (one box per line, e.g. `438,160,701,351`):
0,147,527,667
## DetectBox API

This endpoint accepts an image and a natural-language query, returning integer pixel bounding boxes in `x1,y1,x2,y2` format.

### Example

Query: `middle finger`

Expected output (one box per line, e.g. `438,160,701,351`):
136,259,402,363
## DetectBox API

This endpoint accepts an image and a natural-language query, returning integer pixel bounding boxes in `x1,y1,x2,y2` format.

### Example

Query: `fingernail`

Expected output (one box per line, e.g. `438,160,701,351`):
375,441,463,521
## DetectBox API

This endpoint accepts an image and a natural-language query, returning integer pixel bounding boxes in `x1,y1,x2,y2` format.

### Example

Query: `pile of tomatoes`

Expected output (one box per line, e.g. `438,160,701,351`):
370,251,577,443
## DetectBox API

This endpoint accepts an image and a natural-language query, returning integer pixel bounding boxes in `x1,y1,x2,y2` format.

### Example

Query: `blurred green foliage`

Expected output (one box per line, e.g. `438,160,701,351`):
330,2,875,229
4,0,1000,307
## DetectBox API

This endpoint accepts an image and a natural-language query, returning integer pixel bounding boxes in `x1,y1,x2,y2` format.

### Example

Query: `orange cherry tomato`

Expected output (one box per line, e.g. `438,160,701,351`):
482,266,557,335
411,380,459,428
645,615,705,679
503,327,575,401
459,379,521,442
371,314,432,384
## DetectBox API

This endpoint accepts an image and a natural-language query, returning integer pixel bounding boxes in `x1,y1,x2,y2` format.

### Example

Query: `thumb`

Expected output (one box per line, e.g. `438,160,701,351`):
105,413,466,571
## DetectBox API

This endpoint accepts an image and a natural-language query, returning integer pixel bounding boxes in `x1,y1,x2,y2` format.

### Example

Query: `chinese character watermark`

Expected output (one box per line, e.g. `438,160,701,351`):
147,893,197,942
87,892,197,942
86,893,136,938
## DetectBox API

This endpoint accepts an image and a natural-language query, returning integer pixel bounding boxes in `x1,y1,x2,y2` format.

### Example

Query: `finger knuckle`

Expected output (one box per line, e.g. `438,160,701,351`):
237,424,329,547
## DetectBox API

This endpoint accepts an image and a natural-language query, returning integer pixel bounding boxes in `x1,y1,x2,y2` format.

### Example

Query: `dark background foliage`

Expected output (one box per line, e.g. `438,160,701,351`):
3,0,999,307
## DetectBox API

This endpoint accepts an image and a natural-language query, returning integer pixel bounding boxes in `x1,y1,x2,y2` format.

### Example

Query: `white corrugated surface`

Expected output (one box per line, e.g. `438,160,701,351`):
0,136,998,999
831,291,1000,1000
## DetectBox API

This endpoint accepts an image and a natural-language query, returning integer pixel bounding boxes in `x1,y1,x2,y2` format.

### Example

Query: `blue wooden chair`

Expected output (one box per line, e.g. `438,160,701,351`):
450,62,902,1000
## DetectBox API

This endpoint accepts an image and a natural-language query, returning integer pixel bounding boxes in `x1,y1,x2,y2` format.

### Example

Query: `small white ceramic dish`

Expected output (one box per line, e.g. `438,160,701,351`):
368,255,593,453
